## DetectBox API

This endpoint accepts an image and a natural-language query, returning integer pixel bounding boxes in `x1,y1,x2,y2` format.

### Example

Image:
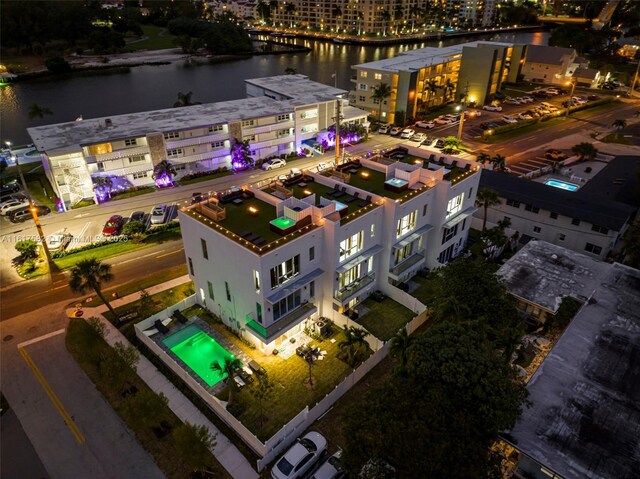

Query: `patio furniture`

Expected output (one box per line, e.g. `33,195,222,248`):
240,231,252,238
298,182,307,188
296,344,311,357
437,157,445,165
253,237,267,247
358,195,372,207
232,198,243,205
348,168,359,174
428,154,436,162
333,186,347,199
245,233,259,243
463,164,471,172
233,375,246,389
242,190,255,199
450,160,458,169
328,184,341,197
173,309,188,324
242,366,253,376
249,360,266,375
238,368,254,383
344,192,359,203
154,319,170,334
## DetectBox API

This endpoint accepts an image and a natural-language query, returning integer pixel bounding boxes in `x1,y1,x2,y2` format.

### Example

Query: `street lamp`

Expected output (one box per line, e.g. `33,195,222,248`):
565,78,576,119
456,105,474,141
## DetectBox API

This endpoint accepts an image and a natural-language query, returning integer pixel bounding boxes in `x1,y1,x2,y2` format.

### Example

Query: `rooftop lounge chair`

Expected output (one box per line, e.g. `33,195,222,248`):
173,309,188,324
333,186,347,199
358,194,372,207
344,192,359,203
428,154,436,162
245,233,259,243
450,160,458,169
240,231,251,238
253,237,267,247
438,157,445,165
249,360,266,375
463,164,471,172
154,319,170,334
328,184,341,197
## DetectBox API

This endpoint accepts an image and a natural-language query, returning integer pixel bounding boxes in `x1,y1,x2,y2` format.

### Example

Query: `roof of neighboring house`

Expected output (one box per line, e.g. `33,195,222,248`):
479,169,636,231
502,242,640,479
577,156,640,207
573,67,599,80
245,74,347,103
525,44,576,65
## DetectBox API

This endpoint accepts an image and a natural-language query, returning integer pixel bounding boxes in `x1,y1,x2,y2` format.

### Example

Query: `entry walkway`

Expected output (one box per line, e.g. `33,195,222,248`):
79,277,259,479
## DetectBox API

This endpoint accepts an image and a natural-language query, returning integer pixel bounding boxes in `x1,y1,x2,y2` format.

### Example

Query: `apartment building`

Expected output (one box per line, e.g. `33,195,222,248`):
351,41,521,122
178,148,480,353
445,0,499,27
27,75,367,210
474,169,636,260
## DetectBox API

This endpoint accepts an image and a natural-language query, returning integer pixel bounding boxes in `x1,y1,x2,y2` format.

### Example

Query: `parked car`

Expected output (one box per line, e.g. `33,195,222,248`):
545,149,569,160
433,116,452,125
271,432,327,479
445,113,461,122
415,120,435,129
480,122,500,130
502,116,518,124
526,109,541,117
536,107,551,115
545,88,559,95
0,198,30,215
102,215,125,236
0,181,20,194
47,229,73,251
518,113,533,120
378,124,390,134
129,210,146,223
571,96,586,105
389,126,402,136
262,158,287,170
463,109,481,117
9,205,50,223
190,192,205,204
150,204,167,224
532,91,549,99
587,94,600,101
310,450,346,479
411,132,428,143
504,98,521,105
482,104,502,112
518,96,534,103
316,162,330,171
434,138,445,149
540,102,558,111
400,128,415,139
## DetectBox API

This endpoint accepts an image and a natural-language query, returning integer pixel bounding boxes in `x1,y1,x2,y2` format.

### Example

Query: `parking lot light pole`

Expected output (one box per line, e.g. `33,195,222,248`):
565,79,576,119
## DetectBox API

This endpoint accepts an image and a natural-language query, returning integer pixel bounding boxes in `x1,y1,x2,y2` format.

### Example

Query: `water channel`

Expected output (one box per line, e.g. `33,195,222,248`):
0,30,549,145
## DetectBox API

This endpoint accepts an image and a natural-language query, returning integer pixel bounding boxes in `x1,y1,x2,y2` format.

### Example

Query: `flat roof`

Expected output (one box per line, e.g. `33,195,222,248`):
577,155,640,208
503,244,640,479
28,96,293,155
245,74,347,103
525,44,575,65
496,240,608,312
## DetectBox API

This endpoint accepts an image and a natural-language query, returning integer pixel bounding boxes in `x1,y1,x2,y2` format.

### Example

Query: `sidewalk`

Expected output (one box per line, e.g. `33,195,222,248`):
80,278,259,479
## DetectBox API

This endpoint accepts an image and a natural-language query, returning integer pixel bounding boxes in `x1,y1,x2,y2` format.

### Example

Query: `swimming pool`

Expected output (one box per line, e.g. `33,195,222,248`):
544,179,579,192
162,324,237,387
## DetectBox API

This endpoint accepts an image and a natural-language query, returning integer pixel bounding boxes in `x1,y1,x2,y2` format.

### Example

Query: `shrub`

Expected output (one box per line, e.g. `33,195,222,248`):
22,259,37,274
45,56,72,73
122,220,146,236
15,240,39,260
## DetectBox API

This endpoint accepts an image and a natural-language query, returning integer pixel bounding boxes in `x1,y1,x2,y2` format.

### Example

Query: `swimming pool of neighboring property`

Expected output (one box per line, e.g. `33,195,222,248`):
162,324,237,387
544,179,579,192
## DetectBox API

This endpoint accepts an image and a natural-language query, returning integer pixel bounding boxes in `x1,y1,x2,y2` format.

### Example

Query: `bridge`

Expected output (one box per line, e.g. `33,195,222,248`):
538,0,621,29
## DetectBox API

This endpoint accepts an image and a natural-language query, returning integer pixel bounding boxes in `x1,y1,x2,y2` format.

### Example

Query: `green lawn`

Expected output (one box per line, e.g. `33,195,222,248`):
410,274,438,307
110,187,155,201
216,197,279,242
601,133,634,145
357,297,416,341
122,25,177,52
347,167,405,200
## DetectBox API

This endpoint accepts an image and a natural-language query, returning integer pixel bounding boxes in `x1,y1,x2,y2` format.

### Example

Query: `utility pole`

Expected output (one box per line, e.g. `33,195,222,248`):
630,57,639,98
457,111,466,140
334,98,342,166
565,79,576,119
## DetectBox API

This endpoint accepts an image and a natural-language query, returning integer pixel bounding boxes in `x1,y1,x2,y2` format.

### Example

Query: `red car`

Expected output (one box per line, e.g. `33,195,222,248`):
102,215,124,236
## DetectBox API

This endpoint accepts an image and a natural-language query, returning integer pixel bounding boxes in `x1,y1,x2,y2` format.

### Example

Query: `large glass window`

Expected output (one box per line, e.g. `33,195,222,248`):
446,194,464,218
201,238,208,260
396,210,418,238
207,281,214,300
339,231,363,262
254,270,261,293
273,289,301,320
394,243,414,265
270,255,300,289
442,224,459,244
339,264,361,289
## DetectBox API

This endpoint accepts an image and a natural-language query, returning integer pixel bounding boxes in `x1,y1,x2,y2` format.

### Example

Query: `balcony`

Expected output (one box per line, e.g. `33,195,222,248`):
389,249,425,279
334,272,375,302
245,303,317,344
165,133,229,150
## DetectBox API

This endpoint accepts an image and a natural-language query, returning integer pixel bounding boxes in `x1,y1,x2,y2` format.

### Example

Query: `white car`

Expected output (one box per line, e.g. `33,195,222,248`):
389,126,402,136
400,128,415,139
150,204,167,224
262,158,287,170
378,124,390,134
536,107,551,115
502,116,518,124
47,229,73,251
0,198,30,215
545,88,559,95
571,96,586,105
415,120,435,129
463,109,481,117
518,113,533,120
317,162,330,171
504,98,521,105
518,97,533,104
271,432,327,479
483,104,503,112
411,132,428,142
310,450,346,479
433,116,452,125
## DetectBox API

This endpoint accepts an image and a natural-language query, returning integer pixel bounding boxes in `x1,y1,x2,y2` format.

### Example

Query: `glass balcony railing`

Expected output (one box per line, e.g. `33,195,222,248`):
334,272,375,302
391,249,425,276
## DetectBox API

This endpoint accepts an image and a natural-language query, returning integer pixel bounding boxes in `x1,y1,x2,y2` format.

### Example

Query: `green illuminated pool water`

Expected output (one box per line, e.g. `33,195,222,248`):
162,324,236,387
270,216,296,229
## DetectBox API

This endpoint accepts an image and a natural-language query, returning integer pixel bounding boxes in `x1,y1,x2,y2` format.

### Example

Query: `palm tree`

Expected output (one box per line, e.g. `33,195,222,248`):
331,4,343,32
69,258,118,317
424,79,438,108
339,326,369,367
269,0,279,25
393,2,404,33
408,5,422,32
152,160,177,186
371,82,392,122
28,103,53,120
250,373,274,434
441,78,455,102
476,152,492,166
304,351,316,386
612,119,627,130
284,67,297,75
210,356,242,405
356,11,364,35
492,153,507,171
475,188,501,231
93,176,113,200
572,142,598,161
173,91,200,108
256,0,270,22
389,328,413,368
284,2,296,27
380,9,391,36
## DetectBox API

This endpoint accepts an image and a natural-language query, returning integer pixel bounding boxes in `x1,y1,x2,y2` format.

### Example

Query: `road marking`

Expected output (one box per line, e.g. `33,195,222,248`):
18,345,85,445
156,248,183,259
18,328,66,348
77,222,91,239
117,249,164,265
73,213,91,218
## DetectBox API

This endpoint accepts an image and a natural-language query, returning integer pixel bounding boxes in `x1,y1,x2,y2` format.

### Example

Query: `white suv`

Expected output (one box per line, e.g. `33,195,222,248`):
483,104,503,112
400,128,415,139
262,158,287,170
271,432,327,479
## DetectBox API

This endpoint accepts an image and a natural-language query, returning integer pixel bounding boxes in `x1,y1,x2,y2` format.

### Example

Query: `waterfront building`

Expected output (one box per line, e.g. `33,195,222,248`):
178,146,480,353
27,75,368,209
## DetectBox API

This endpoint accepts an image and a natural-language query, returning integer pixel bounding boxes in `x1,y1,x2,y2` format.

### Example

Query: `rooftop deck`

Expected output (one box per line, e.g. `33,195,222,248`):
347,167,407,200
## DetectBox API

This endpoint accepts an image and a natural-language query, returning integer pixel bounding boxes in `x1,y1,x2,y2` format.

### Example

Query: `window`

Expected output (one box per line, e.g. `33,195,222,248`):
591,225,609,234
358,83,368,91
256,303,262,323
254,270,261,293
572,218,581,226
225,281,231,301
374,73,382,80
462,218,467,230
124,138,137,146
309,246,315,261
132,171,148,179
243,134,256,142
524,204,540,214
97,162,105,171
188,258,194,276
339,231,363,262
276,114,290,122
446,193,464,218
441,224,458,244
533,226,541,233
360,71,368,78
370,224,375,237
128,154,145,163
201,238,208,259
242,119,255,127
550,212,558,219
167,148,183,157
506,199,520,208
558,234,566,241
277,129,291,137
359,95,366,102
422,204,428,216
373,98,380,105
163,131,179,140
469,187,473,198
207,281,214,300
396,210,418,238
211,141,225,149
339,263,361,289
584,243,603,255
208,124,224,133
309,280,315,298
300,110,318,119
270,255,300,288
273,289,301,320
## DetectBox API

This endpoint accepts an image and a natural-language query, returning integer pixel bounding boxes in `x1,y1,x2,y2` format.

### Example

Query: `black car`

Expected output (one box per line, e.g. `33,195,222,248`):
533,91,549,98
9,205,51,223
480,122,500,130
129,210,145,223
191,192,205,204
434,139,445,149
0,181,20,194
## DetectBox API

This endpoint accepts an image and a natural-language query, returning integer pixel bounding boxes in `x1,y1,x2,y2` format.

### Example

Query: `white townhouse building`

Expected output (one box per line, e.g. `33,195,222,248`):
179,148,480,353
27,75,368,210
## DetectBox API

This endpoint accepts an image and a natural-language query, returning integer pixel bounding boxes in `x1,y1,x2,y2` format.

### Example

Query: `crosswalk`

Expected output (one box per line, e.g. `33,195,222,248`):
508,157,556,177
